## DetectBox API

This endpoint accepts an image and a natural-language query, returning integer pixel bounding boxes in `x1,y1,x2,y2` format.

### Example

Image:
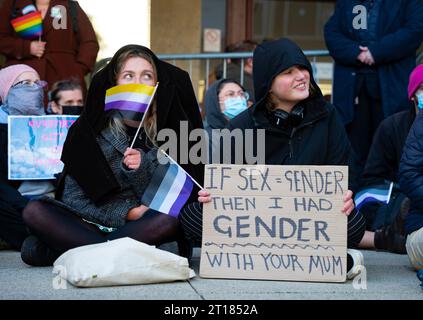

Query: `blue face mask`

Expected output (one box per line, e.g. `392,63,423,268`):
417,93,423,110
222,97,248,119
4,83,45,116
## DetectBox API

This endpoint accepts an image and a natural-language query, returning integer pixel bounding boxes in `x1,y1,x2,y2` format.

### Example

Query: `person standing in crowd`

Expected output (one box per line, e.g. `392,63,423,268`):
0,64,50,251
20,44,204,266
203,79,249,162
324,0,423,175
399,65,423,271
0,0,99,95
212,40,257,103
180,38,366,279
357,66,423,254
46,78,83,115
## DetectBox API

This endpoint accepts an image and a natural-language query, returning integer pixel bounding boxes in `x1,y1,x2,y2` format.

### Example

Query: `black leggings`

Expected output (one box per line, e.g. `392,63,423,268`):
22,200,190,257
180,202,366,248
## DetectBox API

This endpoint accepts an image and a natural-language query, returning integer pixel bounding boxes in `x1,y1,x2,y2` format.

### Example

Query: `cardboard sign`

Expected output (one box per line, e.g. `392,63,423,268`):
200,164,348,283
8,115,78,180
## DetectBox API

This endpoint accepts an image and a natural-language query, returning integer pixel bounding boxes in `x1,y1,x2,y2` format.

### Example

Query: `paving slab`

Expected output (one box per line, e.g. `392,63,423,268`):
0,249,422,300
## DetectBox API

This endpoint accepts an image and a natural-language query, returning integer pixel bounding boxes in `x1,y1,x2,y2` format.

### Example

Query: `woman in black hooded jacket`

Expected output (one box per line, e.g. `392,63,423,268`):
19,44,203,266
180,38,367,277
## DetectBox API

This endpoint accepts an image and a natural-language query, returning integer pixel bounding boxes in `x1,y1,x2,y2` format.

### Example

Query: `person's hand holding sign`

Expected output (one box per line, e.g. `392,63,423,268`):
198,189,212,203
342,190,355,216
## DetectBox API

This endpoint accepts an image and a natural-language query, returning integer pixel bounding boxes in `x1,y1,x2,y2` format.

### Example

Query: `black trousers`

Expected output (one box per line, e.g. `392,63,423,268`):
180,202,366,249
346,73,384,175
0,181,29,250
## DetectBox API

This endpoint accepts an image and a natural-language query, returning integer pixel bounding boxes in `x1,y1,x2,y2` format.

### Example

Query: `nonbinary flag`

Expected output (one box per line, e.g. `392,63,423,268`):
141,153,196,217
104,83,157,121
354,182,394,211
10,11,43,40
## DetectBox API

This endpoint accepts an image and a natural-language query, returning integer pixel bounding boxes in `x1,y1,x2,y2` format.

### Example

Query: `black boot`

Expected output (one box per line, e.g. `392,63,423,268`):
21,235,61,266
374,225,406,254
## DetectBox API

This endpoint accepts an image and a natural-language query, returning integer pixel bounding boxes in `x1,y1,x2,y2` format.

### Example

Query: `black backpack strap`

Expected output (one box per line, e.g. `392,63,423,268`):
68,0,78,34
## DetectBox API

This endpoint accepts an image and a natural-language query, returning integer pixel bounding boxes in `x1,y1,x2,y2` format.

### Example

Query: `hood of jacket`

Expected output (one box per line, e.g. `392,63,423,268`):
204,79,228,130
251,38,324,129
253,38,322,104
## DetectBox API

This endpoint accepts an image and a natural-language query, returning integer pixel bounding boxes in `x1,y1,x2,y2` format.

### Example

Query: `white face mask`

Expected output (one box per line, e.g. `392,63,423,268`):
222,97,248,119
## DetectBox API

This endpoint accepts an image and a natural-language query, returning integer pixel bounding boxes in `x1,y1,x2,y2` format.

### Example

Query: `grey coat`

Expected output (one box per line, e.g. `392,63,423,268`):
60,126,159,228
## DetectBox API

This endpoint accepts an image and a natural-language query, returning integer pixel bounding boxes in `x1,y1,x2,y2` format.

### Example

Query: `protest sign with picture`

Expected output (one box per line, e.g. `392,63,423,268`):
8,115,78,180
200,164,348,283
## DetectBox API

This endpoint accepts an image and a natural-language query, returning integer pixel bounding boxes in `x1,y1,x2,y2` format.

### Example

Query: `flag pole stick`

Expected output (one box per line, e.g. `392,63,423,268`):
160,149,204,190
386,181,394,204
129,82,159,149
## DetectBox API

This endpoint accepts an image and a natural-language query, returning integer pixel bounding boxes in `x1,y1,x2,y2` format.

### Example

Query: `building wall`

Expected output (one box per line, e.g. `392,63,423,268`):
150,0,202,97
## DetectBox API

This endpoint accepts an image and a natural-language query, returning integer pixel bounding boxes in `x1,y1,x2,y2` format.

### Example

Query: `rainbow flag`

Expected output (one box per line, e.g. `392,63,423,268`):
104,83,157,121
10,11,43,40
354,182,394,211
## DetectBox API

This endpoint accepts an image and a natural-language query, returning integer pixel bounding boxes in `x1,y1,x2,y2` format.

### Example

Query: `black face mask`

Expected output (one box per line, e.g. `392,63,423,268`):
62,106,83,115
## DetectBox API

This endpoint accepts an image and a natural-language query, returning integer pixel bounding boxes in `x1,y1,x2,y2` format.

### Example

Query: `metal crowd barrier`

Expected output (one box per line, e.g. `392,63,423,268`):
157,50,331,89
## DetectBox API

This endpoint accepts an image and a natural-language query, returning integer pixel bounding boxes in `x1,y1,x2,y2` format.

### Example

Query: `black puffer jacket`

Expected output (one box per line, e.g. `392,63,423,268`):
227,38,358,191
399,110,423,235
361,107,415,186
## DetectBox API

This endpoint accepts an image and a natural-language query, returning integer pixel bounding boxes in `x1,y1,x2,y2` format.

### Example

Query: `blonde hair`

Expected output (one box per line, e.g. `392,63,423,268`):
111,48,158,146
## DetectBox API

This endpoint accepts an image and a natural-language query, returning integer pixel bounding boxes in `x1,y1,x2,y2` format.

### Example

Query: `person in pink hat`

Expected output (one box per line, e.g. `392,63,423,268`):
408,64,423,110
0,64,46,122
399,64,423,271
0,64,49,252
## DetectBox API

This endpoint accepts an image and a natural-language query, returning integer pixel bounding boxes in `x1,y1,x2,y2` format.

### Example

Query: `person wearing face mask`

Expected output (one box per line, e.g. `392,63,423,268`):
180,38,367,280
47,79,83,115
399,64,423,272
355,65,423,255
204,79,249,163
0,64,52,252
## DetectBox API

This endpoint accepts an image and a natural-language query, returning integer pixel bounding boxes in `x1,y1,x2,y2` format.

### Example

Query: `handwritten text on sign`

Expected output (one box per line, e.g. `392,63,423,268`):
200,165,348,283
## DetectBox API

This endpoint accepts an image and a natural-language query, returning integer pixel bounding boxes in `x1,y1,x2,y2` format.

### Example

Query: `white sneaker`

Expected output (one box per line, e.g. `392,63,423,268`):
347,249,364,280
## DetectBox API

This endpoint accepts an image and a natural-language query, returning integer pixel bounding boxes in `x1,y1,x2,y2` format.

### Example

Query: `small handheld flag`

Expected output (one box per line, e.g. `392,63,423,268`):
354,182,394,211
141,150,202,217
10,11,43,40
105,83,157,122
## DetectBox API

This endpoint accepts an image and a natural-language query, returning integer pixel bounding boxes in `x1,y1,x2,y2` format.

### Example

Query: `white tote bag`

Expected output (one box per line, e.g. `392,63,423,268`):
53,237,195,287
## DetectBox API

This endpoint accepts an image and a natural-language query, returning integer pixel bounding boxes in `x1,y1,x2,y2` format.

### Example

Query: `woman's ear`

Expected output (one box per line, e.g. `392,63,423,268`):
51,101,62,115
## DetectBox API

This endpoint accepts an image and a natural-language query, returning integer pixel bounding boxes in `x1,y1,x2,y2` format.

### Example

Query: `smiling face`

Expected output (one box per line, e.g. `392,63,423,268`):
269,65,310,112
116,56,156,86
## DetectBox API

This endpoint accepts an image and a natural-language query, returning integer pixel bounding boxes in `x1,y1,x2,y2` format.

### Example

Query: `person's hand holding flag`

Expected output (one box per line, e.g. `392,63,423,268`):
123,147,142,170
